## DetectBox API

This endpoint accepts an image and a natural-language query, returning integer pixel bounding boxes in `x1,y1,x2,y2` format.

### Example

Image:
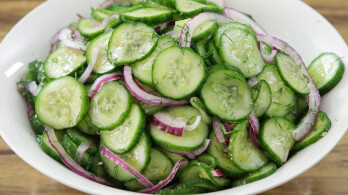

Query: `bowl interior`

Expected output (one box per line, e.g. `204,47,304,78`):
0,0,347,194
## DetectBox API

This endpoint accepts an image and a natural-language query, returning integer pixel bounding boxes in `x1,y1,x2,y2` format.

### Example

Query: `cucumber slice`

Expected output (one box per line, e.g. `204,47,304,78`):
132,96,164,115
260,41,272,55
61,134,92,170
231,163,277,187
172,18,190,39
200,69,253,121
291,111,331,153
76,114,100,135
66,128,98,154
30,114,45,134
190,97,212,124
192,20,218,42
86,31,115,74
194,38,213,66
89,81,131,130
125,148,173,191
175,0,222,17
90,153,107,178
44,47,86,79
252,80,272,117
308,52,345,95
275,52,310,94
132,35,176,85
228,121,268,172
100,133,151,182
121,7,173,25
108,22,158,65
207,39,223,65
217,27,265,78
92,9,115,21
77,17,119,39
104,1,133,12
180,164,230,187
259,118,296,166
196,154,217,169
101,104,145,154
150,106,209,152
40,130,65,163
207,132,245,177
152,46,207,100
35,76,88,130
174,178,221,192
257,64,296,117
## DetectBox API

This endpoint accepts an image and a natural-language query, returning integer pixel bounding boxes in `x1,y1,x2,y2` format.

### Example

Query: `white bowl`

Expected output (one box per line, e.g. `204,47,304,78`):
0,0,347,194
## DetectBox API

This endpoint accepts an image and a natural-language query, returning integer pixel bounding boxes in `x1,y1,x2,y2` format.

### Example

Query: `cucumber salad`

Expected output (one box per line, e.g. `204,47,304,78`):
17,0,345,194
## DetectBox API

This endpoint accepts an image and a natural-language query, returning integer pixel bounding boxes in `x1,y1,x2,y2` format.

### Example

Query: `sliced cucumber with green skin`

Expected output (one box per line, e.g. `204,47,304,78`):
66,128,98,154
44,47,86,79
101,104,145,154
192,20,218,42
175,178,221,192
228,122,268,172
207,39,223,65
159,148,189,179
213,22,256,49
180,164,230,187
291,111,331,153
132,96,165,115
175,0,222,17
35,76,88,130
217,27,265,78
150,106,209,152
172,18,189,39
90,153,107,179
125,148,173,191
100,133,151,182
252,80,272,117
76,114,100,135
86,31,115,74
231,163,277,187
30,114,45,134
257,64,296,117
89,81,132,130
40,130,65,163
152,46,207,100
207,64,225,74
61,134,92,170
196,154,217,169
260,41,272,55
92,8,115,21
207,132,245,177
121,7,173,25
132,35,176,86
104,1,133,12
308,52,345,95
190,97,211,124
275,52,310,95
194,38,213,66
200,69,253,121
108,22,158,65
77,17,119,39
259,118,295,166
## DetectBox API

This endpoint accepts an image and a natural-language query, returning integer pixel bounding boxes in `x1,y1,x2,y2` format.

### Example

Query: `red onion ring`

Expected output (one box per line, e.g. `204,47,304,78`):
256,34,321,141
123,66,188,106
150,112,186,136
249,127,262,150
155,21,175,32
45,126,108,185
27,81,41,97
162,139,211,159
179,12,231,47
248,110,259,134
212,117,225,143
224,8,268,35
100,145,154,188
74,141,91,165
247,76,259,87
138,159,187,193
211,169,224,177
58,28,86,51
89,72,123,99
78,49,100,84
259,41,278,63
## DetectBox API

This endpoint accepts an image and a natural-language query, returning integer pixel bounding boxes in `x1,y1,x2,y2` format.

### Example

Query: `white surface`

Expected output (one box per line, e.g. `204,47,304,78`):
0,0,347,194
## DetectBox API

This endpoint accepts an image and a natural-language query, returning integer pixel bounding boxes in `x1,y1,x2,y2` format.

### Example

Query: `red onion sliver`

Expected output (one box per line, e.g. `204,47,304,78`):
100,146,154,188
25,99,35,119
222,121,235,133
207,0,227,8
248,110,259,134
256,34,321,141
45,126,108,185
249,127,262,150
211,169,224,177
51,26,75,45
247,76,259,87
139,159,187,194
179,12,231,47
74,141,91,165
27,81,41,97
185,116,201,131
259,41,278,63
213,117,225,143
78,49,100,84
76,13,84,19
50,40,60,53
224,8,268,35
150,112,186,136
89,72,123,99
162,147,195,159
100,0,131,9
155,20,175,32
58,28,86,51
72,30,87,41
165,30,173,36
191,139,212,156
123,66,188,106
